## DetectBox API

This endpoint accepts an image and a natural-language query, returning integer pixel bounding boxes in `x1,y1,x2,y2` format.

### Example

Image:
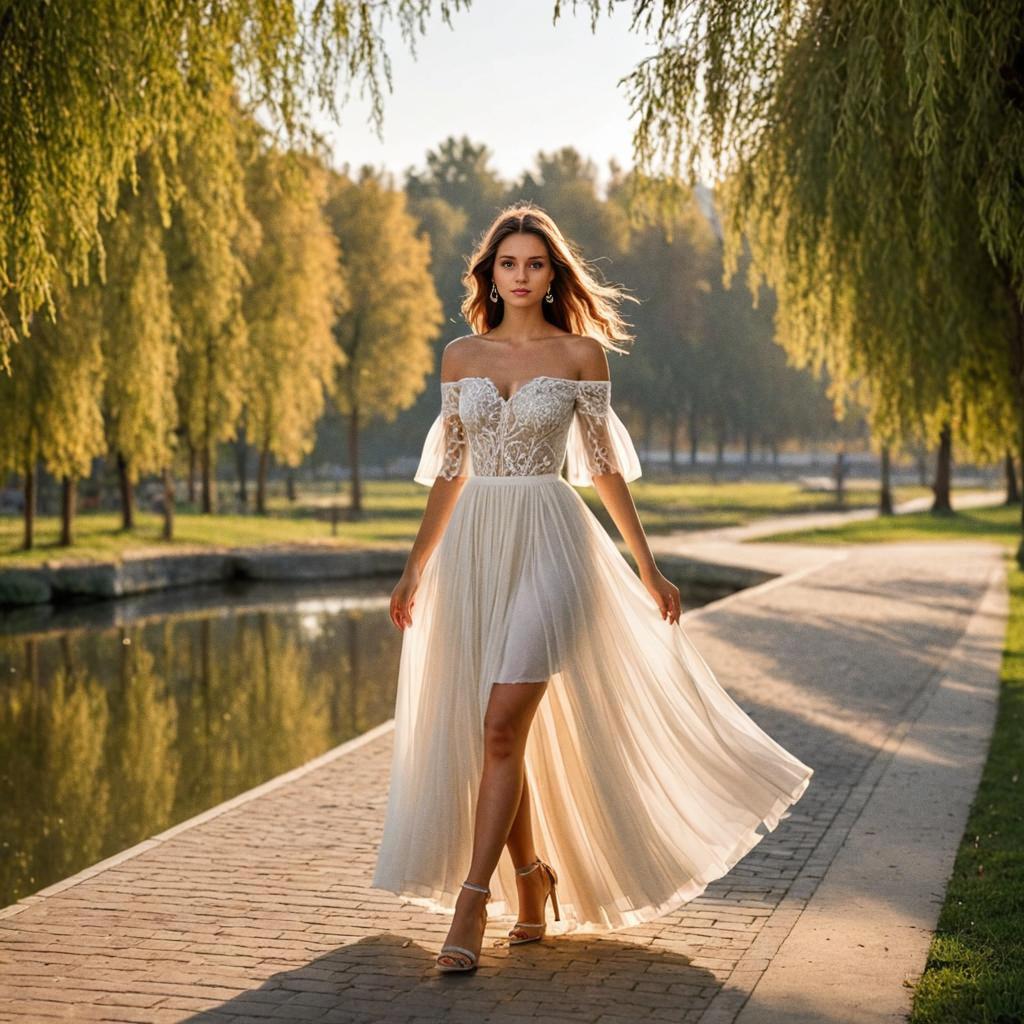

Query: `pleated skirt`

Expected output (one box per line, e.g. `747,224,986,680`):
370,472,813,934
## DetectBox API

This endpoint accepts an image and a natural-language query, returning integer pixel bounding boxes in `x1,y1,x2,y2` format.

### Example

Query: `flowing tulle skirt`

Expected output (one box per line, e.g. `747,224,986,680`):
371,472,813,934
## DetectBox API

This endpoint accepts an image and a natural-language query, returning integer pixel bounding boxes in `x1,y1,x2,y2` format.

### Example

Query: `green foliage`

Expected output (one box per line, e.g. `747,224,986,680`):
0,0,473,370
512,148,632,261
405,135,506,328
584,0,1023,461
242,142,348,467
0,267,106,483
324,167,443,426
99,152,180,482
164,84,259,506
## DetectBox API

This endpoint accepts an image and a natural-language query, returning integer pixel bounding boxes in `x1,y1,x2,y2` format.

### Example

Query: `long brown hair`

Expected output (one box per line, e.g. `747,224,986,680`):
460,201,638,355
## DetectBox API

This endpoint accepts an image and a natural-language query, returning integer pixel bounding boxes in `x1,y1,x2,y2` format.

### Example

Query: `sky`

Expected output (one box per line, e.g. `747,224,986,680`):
309,0,660,196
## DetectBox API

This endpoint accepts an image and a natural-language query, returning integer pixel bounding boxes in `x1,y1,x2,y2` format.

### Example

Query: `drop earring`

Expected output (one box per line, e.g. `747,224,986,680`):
490,281,499,302
545,283,554,304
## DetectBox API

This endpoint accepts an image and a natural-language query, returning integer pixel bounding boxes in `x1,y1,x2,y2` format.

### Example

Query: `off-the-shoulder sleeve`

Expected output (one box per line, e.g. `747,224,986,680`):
413,381,473,486
563,379,642,486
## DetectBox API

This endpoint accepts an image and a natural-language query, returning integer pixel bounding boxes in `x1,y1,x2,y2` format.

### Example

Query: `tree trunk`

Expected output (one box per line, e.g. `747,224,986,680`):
743,427,753,468
710,429,725,484
349,408,362,518
879,445,894,515
642,410,654,462
931,421,953,513
116,451,135,530
1007,269,1024,565
688,408,699,465
834,448,847,507
22,456,35,551
201,442,214,514
667,408,679,472
257,447,270,515
162,465,175,540
286,468,296,503
1006,449,1021,505
235,419,249,510
60,474,76,545
187,441,197,504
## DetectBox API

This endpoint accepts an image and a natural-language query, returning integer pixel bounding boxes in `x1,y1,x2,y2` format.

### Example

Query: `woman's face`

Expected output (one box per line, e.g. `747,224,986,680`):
492,232,555,307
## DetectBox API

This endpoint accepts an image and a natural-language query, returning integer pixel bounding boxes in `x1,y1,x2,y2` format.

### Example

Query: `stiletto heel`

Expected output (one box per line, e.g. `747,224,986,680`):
435,879,490,972
507,857,560,945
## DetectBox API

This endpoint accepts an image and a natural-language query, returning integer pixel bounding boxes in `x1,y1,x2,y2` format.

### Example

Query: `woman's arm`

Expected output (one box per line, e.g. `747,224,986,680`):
404,474,467,575
590,473,656,576
391,342,471,629
575,339,682,626
591,467,681,626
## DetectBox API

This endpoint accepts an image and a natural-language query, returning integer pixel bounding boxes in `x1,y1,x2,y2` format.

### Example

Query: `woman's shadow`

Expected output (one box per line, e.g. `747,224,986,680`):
180,929,722,1022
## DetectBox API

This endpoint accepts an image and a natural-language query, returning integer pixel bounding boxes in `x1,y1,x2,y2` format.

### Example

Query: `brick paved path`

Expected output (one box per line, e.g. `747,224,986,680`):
0,539,1006,1024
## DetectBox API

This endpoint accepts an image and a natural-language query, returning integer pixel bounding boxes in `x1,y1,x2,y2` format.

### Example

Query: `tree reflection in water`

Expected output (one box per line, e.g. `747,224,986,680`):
0,577,399,907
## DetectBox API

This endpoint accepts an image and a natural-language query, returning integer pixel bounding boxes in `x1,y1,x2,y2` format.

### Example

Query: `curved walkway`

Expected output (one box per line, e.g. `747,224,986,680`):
0,512,1009,1022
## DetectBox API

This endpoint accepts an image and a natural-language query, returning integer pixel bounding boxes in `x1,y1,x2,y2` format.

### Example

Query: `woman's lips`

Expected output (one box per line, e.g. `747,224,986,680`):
512,289,530,295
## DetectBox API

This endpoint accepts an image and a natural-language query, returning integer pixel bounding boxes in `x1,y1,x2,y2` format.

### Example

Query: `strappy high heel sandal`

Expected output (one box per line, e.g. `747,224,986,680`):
508,857,560,945
435,879,490,972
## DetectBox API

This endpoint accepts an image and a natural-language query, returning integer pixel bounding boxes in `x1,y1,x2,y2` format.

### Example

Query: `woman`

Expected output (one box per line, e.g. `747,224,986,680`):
371,202,814,972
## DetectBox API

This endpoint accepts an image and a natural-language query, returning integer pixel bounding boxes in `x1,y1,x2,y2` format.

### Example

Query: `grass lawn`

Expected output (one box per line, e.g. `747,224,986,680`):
0,478,933,566
754,503,1020,548
760,503,1023,1024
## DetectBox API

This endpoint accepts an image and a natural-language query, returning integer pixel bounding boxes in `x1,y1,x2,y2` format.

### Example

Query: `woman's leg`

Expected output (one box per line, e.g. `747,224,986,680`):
504,773,554,933
505,772,537,868
436,679,548,966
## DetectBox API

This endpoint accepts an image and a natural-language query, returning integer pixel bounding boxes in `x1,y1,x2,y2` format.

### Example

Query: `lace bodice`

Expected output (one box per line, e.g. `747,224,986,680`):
414,375,642,487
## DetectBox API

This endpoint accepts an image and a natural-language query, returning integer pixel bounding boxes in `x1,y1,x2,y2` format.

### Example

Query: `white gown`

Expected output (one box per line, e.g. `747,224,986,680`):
371,372,814,934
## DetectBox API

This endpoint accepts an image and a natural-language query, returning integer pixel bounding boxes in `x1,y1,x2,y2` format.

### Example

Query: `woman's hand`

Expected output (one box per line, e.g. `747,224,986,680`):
390,566,421,630
640,564,682,625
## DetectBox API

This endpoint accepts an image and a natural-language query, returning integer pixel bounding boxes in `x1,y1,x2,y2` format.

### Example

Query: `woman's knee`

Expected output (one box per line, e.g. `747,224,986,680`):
483,714,522,760
483,679,547,759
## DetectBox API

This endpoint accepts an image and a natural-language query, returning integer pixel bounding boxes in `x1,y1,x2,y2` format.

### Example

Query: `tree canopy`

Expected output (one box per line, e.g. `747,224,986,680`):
0,0,471,370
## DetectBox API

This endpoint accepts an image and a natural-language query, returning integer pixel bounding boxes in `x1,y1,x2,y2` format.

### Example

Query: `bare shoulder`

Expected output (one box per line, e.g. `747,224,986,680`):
440,334,480,383
568,335,611,382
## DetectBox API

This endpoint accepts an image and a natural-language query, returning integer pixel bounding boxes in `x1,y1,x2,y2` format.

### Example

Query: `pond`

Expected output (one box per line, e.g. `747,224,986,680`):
0,568,733,909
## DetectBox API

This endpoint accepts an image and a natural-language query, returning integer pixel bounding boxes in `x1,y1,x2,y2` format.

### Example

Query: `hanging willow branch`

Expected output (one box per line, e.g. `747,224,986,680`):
0,0,471,371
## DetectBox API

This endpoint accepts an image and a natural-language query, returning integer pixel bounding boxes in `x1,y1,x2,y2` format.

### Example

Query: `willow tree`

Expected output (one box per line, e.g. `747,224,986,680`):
99,154,180,537
242,145,349,515
0,0,471,372
0,272,105,550
582,1,1023,549
955,339,1019,502
324,167,444,517
165,88,259,515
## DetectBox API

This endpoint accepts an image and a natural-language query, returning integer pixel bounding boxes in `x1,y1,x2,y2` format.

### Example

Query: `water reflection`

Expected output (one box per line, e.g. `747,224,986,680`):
0,578,399,908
